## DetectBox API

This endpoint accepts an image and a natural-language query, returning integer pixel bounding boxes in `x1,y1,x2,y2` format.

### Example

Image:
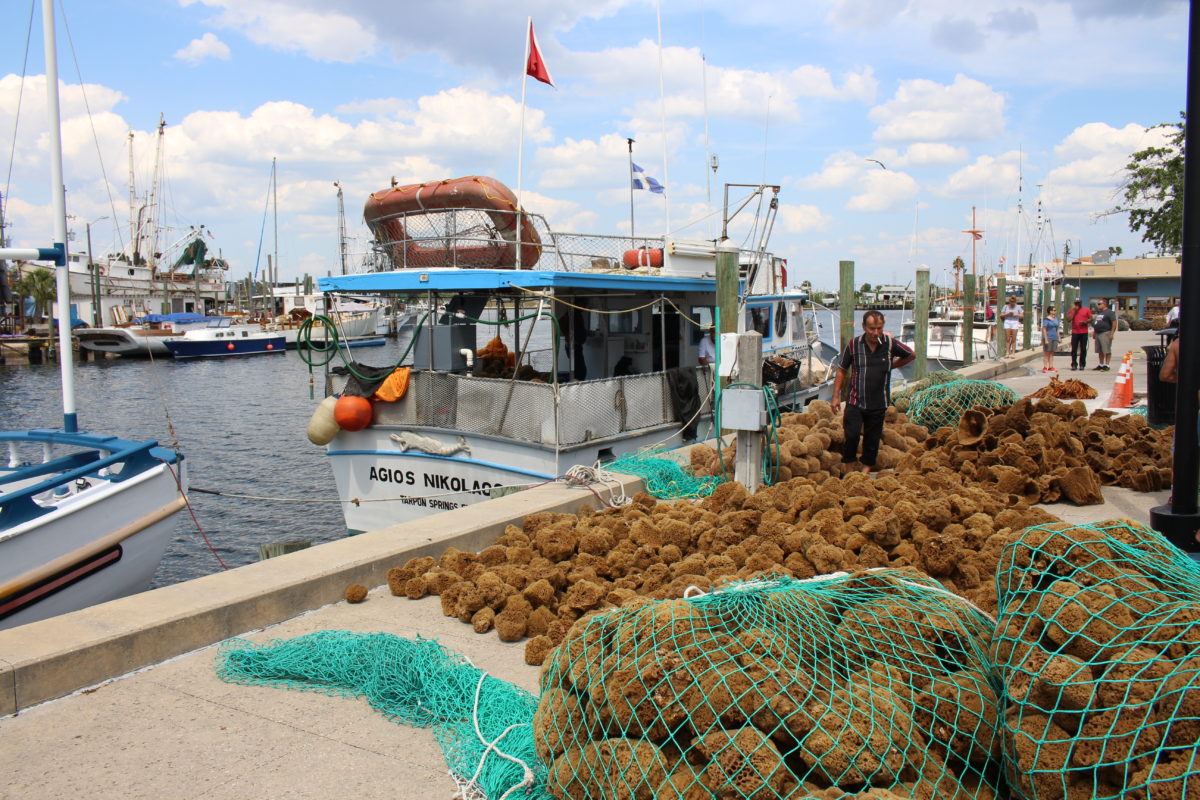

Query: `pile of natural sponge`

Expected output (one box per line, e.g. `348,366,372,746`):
908,397,1174,502
535,572,1004,799
992,520,1200,799
687,400,928,480
386,470,1060,666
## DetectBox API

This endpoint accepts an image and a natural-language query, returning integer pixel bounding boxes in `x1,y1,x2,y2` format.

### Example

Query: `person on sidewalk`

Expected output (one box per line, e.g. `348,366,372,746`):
1067,298,1092,370
832,311,915,474
1041,305,1060,373
1092,298,1117,371
1001,296,1023,356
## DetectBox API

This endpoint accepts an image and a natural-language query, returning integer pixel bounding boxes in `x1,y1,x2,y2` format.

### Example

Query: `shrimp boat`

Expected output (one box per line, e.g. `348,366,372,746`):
312,176,836,532
0,0,187,630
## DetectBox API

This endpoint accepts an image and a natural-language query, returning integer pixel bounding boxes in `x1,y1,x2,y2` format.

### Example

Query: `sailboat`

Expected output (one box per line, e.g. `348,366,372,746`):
0,0,188,630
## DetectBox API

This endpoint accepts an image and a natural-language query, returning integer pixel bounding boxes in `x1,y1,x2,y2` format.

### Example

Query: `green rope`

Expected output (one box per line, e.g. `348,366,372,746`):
602,448,723,499
215,632,551,800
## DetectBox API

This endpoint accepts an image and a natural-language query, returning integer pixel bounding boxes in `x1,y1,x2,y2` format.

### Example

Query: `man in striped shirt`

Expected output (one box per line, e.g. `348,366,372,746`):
831,311,915,473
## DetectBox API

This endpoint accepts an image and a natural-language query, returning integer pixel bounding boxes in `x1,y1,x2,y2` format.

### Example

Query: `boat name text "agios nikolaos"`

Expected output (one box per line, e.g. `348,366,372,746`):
367,466,499,496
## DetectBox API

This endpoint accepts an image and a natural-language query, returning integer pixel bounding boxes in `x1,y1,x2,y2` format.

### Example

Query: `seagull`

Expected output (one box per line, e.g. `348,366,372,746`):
866,158,887,170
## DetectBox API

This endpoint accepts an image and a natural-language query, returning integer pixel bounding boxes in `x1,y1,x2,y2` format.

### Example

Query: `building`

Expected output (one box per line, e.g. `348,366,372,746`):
1062,256,1180,321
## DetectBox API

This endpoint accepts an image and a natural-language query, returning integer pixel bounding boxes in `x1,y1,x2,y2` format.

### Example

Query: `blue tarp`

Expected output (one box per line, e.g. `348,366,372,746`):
133,312,216,324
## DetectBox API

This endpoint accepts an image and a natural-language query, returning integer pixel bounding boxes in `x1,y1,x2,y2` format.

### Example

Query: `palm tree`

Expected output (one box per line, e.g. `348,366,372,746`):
951,256,965,295
14,267,56,320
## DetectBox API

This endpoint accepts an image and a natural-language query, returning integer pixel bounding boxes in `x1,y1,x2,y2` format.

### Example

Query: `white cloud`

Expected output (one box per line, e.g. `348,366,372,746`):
779,203,831,233
940,151,1022,197
870,75,1005,142
181,0,378,62
828,0,908,29
1042,121,1176,215
930,17,986,54
174,33,231,65
847,169,919,212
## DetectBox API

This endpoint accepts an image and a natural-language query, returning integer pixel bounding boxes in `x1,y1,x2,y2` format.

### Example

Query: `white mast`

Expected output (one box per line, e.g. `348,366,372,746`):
43,0,75,430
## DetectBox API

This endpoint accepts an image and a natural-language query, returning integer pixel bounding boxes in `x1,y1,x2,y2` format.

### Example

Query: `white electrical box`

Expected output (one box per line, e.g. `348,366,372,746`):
718,333,738,377
721,388,766,430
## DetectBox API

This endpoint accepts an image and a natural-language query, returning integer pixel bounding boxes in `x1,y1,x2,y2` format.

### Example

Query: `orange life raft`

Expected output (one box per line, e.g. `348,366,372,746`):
363,176,542,269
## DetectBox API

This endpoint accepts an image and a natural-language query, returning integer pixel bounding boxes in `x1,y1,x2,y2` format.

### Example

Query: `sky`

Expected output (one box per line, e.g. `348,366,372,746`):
0,0,1189,293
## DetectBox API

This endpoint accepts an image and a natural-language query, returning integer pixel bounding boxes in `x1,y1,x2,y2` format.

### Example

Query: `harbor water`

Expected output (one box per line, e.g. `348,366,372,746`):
1,344,407,587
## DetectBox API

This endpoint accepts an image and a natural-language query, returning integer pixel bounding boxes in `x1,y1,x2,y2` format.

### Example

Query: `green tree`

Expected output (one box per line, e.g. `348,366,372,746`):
14,267,56,318
1114,114,1184,255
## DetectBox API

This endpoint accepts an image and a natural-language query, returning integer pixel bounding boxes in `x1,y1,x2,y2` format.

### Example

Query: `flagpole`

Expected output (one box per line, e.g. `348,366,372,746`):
515,16,531,269
627,138,636,240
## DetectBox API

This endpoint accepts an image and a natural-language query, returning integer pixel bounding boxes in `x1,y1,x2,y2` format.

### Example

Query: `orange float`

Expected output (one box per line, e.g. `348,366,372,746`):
364,176,542,269
622,248,663,268
334,395,374,431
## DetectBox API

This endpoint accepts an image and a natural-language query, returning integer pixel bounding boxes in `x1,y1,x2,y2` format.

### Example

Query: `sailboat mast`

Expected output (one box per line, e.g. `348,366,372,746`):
43,0,76,430
335,181,348,276
127,130,136,261
272,157,278,303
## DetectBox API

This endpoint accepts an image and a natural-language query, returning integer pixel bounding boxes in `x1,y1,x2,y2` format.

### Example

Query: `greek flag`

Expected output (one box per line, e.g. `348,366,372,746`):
631,162,665,194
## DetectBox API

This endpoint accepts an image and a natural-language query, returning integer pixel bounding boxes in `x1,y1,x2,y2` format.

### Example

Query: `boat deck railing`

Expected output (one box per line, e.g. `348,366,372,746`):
0,431,177,529
368,207,669,271
363,366,714,447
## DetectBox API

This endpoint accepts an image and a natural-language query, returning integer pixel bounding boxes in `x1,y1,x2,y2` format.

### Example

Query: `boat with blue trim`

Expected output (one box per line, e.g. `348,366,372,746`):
0,0,187,630
312,176,836,532
163,318,286,359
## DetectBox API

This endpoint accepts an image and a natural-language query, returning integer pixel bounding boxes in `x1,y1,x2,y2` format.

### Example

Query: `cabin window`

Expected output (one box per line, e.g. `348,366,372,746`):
241,331,248,337
609,311,640,334
791,302,806,339
774,303,787,338
746,306,771,339
690,306,714,342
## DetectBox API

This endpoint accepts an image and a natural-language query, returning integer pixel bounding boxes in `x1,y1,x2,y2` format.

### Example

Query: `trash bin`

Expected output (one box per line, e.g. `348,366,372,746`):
1143,345,1176,426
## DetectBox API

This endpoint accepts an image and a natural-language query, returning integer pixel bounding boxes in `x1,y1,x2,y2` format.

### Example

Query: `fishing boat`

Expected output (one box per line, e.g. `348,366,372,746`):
0,0,187,630
310,176,836,532
75,311,225,358
163,318,286,359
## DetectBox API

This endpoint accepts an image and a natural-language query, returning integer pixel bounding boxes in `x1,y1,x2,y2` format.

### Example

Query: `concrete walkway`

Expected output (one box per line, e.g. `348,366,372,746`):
0,328,1179,799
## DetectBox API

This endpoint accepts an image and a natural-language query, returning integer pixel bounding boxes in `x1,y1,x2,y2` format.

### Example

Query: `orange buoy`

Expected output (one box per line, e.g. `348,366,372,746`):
266,343,274,350
622,248,663,268
334,395,373,431
227,343,235,351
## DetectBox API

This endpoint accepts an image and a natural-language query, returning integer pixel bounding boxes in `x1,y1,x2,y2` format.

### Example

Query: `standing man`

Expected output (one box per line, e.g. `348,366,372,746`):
697,326,715,366
1067,298,1093,371
831,311,915,473
1092,298,1117,371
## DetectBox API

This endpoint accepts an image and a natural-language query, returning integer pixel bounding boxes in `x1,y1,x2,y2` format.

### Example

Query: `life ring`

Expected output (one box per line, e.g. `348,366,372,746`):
97,265,106,276
364,176,543,269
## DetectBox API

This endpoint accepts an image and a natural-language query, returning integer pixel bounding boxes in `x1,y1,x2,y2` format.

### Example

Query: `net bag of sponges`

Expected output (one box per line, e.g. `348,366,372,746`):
534,572,1004,799
906,379,1019,432
993,520,1200,799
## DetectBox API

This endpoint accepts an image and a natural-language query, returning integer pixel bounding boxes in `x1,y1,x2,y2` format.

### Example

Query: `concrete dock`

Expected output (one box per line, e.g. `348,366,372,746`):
0,329,1181,799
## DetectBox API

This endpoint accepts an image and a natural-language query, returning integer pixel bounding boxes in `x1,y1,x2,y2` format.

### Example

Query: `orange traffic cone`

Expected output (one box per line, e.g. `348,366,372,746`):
1120,352,1135,406
1106,352,1132,408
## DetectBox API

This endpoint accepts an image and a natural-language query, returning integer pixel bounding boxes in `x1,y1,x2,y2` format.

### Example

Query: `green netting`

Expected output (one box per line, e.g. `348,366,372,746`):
993,520,1200,799
891,371,961,412
602,449,723,499
215,632,551,800
906,380,1019,432
535,572,1003,799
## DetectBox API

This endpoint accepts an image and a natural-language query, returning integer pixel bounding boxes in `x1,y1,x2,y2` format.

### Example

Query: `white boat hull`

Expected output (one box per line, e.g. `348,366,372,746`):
327,425,689,533
0,459,185,630
75,326,176,357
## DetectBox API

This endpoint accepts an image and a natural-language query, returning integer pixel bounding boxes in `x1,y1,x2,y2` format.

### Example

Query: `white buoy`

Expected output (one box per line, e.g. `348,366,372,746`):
306,395,340,445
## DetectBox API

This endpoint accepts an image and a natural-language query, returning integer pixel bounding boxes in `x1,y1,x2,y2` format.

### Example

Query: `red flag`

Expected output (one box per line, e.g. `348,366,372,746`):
525,20,554,87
